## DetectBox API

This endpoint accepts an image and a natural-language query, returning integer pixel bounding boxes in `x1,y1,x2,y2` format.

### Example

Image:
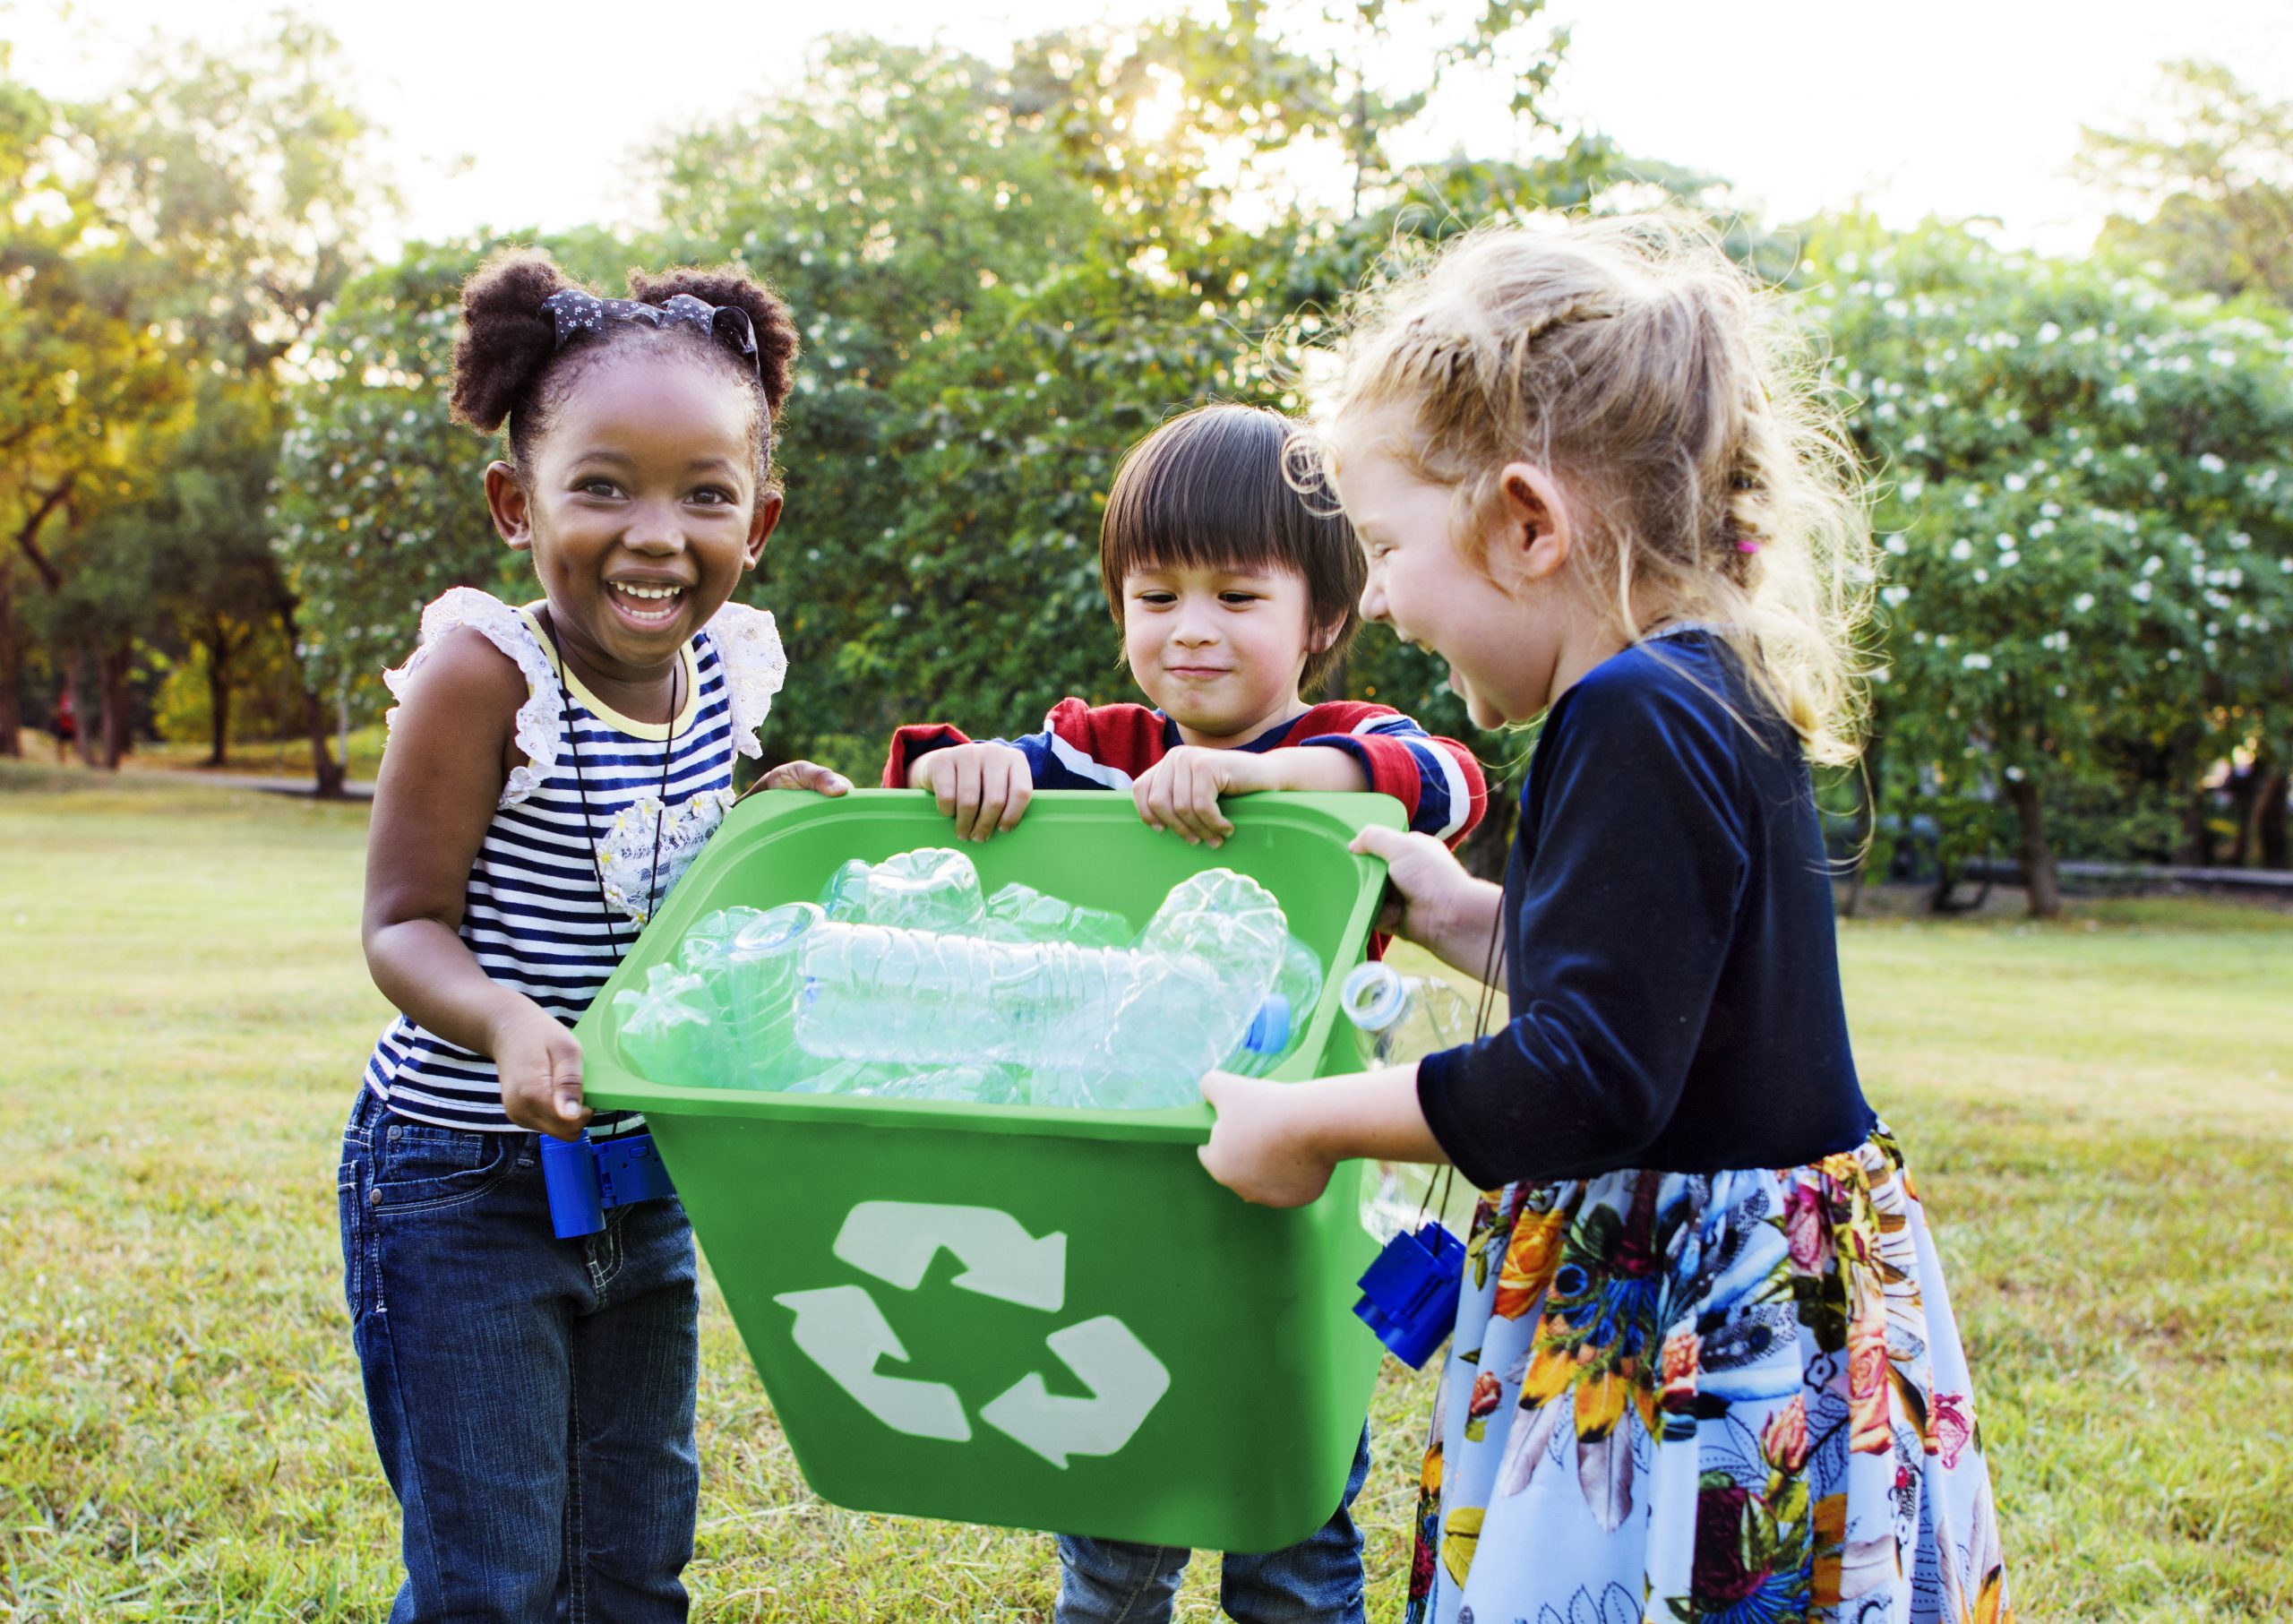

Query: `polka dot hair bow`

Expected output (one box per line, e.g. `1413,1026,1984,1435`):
538,289,760,382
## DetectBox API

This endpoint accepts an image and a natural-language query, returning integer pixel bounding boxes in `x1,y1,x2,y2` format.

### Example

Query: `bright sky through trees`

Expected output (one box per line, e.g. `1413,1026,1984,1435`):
10,0,2290,255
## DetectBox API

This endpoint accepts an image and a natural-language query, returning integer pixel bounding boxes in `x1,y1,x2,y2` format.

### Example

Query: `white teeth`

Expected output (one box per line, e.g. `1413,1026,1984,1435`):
612,582,683,600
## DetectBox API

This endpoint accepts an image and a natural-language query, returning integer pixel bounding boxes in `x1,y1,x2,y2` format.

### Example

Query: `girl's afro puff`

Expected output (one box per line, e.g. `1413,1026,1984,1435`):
449,249,802,485
627,265,800,417
450,249,571,434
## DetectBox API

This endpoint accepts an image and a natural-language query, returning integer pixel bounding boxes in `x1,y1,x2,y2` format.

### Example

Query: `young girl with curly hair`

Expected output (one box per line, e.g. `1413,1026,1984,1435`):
345,248,846,1620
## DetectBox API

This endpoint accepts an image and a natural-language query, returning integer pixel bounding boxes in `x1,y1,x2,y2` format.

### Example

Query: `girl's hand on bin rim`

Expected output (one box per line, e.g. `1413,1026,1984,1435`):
1197,1071,1336,1207
1348,824,1480,944
1131,746,1272,847
742,760,854,801
492,1000,593,1140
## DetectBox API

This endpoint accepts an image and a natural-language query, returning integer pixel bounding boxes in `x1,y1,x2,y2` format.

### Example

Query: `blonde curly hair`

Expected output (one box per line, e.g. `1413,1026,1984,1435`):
1310,214,1874,765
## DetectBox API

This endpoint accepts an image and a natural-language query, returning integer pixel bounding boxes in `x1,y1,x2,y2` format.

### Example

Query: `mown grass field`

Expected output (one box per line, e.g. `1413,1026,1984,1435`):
2,762,2288,1620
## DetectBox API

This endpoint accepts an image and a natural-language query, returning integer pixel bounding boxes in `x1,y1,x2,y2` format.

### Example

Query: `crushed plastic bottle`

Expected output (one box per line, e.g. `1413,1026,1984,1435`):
717,902,823,1087
676,907,764,1059
613,965,734,1088
793,867,1288,1108
980,881,1133,948
816,847,984,932
1339,961,1474,1070
1221,934,1326,1077
675,906,764,978
1340,960,1484,1241
1360,1161,1485,1245
777,1057,906,1096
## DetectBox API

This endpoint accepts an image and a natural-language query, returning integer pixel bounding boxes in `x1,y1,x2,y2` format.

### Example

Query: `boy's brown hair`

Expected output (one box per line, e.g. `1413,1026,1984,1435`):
1100,404,1364,698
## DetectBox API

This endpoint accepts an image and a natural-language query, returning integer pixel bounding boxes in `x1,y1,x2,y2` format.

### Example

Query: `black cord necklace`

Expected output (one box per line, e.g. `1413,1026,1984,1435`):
542,608,683,952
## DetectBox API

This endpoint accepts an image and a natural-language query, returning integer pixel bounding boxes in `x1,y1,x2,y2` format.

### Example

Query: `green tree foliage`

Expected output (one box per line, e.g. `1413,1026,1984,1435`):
2,21,384,779
636,4,1705,779
2078,60,2293,309
1805,218,2293,911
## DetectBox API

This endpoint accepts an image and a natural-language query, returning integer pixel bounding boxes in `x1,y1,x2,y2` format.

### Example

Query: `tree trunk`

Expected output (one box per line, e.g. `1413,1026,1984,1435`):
298,681,346,798
200,623,241,769
0,561,19,758
273,603,345,798
2177,786,2216,868
267,569,344,797
66,646,98,767
98,642,133,769
2005,775,2062,919
2257,765,2289,871
2228,769,2261,866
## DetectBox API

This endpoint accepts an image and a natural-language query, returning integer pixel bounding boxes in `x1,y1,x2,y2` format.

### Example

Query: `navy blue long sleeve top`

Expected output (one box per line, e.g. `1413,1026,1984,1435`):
1414,631,1875,1188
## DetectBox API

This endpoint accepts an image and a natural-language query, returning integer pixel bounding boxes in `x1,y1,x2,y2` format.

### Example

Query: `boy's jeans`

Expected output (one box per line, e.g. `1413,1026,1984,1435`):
338,1089,700,1623
1055,1425,1372,1624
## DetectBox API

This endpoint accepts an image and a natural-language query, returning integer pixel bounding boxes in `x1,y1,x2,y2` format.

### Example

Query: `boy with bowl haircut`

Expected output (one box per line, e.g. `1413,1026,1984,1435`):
883,403,1486,1624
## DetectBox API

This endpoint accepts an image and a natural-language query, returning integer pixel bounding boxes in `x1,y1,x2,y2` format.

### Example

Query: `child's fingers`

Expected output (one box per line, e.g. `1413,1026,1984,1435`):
1180,761,1228,847
949,751,983,835
553,1041,589,1130
1348,824,1412,862
970,770,1009,842
997,768,1033,831
760,760,852,797
1166,760,1203,842
1136,767,1175,835
1196,762,1234,841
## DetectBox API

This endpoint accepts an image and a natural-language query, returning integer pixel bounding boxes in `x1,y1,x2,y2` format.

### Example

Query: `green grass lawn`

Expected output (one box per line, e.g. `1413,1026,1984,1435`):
2,761,2288,1620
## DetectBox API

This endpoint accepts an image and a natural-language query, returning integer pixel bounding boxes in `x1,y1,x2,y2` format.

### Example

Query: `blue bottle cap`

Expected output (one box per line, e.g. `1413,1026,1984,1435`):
1243,992,1291,1055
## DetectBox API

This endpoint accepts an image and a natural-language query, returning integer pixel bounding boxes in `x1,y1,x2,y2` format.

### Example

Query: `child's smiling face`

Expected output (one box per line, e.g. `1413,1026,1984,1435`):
487,349,776,686
1122,561,1327,747
1333,407,1576,728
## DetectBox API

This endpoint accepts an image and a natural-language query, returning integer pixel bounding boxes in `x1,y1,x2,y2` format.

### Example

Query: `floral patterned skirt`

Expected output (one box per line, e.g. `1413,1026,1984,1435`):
1405,1126,2012,1624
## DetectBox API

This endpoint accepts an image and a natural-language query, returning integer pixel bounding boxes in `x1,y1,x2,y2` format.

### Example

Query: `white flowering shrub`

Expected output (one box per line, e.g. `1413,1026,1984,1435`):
1807,219,2293,883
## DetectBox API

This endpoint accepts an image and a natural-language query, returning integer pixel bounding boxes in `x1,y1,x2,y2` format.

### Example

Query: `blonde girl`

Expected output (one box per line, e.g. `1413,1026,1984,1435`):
1197,217,2013,1624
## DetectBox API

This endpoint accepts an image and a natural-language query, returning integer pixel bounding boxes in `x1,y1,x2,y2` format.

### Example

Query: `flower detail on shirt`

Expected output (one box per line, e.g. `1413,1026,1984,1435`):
596,788,736,926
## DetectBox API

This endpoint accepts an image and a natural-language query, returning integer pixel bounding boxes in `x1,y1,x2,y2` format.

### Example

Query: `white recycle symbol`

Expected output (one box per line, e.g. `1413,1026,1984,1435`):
775,1201,1172,1468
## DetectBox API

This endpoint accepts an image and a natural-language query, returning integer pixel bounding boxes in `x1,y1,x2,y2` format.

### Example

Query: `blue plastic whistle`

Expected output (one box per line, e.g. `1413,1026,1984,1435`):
1353,1223,1464,1368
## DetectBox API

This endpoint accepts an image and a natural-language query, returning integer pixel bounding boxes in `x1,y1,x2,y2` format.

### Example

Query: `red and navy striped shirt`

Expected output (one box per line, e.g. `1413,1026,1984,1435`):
884,698,1487,845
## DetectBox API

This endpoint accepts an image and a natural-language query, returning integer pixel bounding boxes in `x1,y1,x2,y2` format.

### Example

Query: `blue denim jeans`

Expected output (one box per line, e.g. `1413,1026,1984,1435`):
1055,1424,1372,1624
338,1090,700,1623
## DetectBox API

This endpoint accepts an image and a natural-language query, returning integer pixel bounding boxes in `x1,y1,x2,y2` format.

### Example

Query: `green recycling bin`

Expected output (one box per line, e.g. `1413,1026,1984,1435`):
578,788,1400,1552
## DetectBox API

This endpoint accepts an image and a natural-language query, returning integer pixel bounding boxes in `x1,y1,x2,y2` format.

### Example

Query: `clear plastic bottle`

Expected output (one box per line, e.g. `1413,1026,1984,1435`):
675,906,764,978
1338,961,1474,1069
1221,934,1326,1077
792,867,1287,1107
675,907,764,1062
815,847,984,932
612,965,734,1088
979,881,1133,948
1341,961,1483,1240
717,902,823,1087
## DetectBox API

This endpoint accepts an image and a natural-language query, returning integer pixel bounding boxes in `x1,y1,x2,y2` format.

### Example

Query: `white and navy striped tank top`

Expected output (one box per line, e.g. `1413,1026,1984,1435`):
364,588,787,1132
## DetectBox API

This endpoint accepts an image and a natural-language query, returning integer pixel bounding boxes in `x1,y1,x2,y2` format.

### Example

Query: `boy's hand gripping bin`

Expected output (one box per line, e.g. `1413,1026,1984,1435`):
574,790,1404,1553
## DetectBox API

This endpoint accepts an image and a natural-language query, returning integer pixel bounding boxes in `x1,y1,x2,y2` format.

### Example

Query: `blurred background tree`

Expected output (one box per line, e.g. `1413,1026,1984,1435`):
4,8,2288,896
